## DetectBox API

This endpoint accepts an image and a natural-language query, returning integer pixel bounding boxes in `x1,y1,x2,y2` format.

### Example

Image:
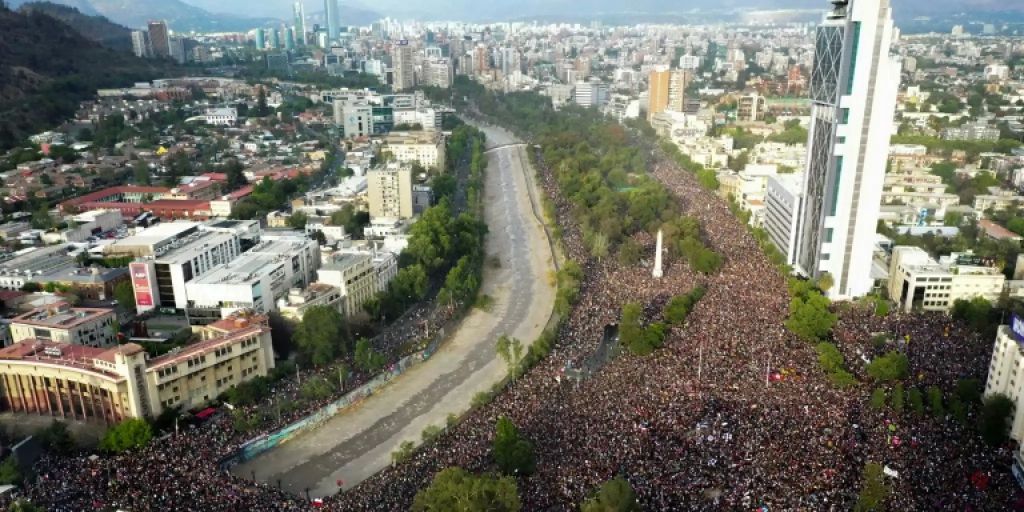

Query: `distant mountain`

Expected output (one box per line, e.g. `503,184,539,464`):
18,2,132,52
0,2,177,149
4,0,281,32
184,0,382,27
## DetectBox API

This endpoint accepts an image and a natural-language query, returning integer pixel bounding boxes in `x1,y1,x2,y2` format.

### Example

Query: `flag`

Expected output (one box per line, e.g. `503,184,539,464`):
312,498,325,507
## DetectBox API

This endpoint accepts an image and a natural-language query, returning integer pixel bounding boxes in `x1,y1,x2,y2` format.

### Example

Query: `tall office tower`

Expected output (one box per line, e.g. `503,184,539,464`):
293,1,305,45
647,69,670,120
324,0,339,41
793,0,901,299
254,28,266,50
131,30,152,58
285,27,295,50
270,28,282,50
392,43,415,91
147,21,170,58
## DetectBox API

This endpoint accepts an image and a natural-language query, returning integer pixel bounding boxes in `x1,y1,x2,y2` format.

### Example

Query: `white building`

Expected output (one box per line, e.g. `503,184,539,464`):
381,131,446,170
393,43,415,91
10,302,118,348
985,322,1024,444
317,252,377,317
888,246,1005,313
793,0,901,299
277,284,346,321
203,108,238,126
574,80,609,108
764,173,805,266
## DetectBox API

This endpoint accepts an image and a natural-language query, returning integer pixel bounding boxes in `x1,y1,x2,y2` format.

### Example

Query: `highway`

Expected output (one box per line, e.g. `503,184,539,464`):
232,123,556,498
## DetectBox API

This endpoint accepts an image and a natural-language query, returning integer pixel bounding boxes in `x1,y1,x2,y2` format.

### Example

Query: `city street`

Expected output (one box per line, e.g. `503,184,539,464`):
232,123,556,498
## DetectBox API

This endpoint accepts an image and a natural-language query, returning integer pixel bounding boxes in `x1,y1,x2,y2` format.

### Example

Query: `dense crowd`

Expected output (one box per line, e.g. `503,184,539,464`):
7,139,1021,511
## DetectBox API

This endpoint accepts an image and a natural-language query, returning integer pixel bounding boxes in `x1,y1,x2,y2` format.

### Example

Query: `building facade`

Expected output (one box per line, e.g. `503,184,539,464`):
367,163,414,220
10,303,118,348
888,246,1005,313
793,0,900,299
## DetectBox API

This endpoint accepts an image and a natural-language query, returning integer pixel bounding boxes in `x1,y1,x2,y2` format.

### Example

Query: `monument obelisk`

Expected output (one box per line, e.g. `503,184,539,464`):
652,229,664,279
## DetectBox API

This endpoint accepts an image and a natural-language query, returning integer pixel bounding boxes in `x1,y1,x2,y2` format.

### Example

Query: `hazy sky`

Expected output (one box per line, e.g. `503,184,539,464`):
177,0,1015,22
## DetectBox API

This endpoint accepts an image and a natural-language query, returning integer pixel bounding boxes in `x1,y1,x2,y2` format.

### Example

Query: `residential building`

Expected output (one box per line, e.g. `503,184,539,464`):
647,68,670,120
764,173,805,266
985,321,1024,445
9,302,117,348
203,108,238,126
317,252,376,317
277,284,345,321
574,80,609,108
423,59,453,88
942,122,1000,142
393,43,415,92
738,93,767,122
888,246,1005,313
148,21,170,58
366,163,414,220
974,188,1024,214
381,131,446,170
793,0,901,299
131,30,152,58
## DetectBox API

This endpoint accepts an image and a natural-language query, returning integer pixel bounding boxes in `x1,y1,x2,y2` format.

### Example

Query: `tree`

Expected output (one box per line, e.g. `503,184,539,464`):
496,335,523,374
293,306,350,366
353,337,385,374
892,383,905,413
865,351,909,382
224,158,247,191
412,467,520,512
99,418,152,453
854,462,890,512
869,388,887,410
493,416,535,476
979,393,1013,445
0,456,21,485
131,160,150,185
8,500,45,512
908,387,925,416
113,281,136,313
37,420,74,454
581,477,640,512
287,211,308,229
267,311,296,357
816,273,834,293
785,291,836,342
927,385,945,419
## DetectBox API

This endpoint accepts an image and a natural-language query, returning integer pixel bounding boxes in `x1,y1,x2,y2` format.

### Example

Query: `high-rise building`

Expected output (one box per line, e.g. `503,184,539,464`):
147,21,170,58
367,162,414,220
647,69,670,120
324,0,339,41
254,28,266,50
168,36,187,64
392,43,415,92
270,28,281,50
793,0,901,299
667,70,690,112
131,30,152,58
293,1,305,45
285,27,296,50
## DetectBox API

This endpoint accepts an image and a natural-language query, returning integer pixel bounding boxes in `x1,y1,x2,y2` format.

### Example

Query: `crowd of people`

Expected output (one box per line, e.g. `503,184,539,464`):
6,137,1021,511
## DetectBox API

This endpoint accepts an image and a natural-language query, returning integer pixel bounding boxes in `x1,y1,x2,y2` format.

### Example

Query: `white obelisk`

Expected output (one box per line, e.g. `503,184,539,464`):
652,229,664,279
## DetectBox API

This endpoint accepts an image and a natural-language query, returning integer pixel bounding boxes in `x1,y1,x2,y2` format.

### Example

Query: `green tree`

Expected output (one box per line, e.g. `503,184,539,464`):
979,393,1014,445
8,500,45,512
495,335,523,375
113,281,136,313
908,387,925,416
412,467,520,512
293,305,350,366
224,158,247,191
581,477,640,512
287,211,308,229
927,386,945,419
955,378,982,405
0,456,21,485
353,337,385,374
493,416,535,476
854,462,890,512
37,420,74,454
865,351,909,382
892,383,905,413
132,160,151,185
785,291,836,342
869,388,887,410
99,418,152,453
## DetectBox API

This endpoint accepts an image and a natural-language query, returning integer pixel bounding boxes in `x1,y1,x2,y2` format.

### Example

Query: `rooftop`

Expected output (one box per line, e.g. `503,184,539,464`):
111,222,200,250
12,302,115,329
148,316,267,369
0,340,142,380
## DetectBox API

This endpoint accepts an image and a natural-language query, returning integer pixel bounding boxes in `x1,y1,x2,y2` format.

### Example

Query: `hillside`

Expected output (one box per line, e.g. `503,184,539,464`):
18,2,131,52
6,0,283,31
0,3,176,149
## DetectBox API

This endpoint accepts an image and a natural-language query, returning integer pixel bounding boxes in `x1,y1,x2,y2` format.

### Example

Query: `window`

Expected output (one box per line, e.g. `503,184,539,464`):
840,108,850,124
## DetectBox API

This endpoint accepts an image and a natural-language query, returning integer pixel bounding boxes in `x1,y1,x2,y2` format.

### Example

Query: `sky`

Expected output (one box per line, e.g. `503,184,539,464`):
171,0,1022,22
